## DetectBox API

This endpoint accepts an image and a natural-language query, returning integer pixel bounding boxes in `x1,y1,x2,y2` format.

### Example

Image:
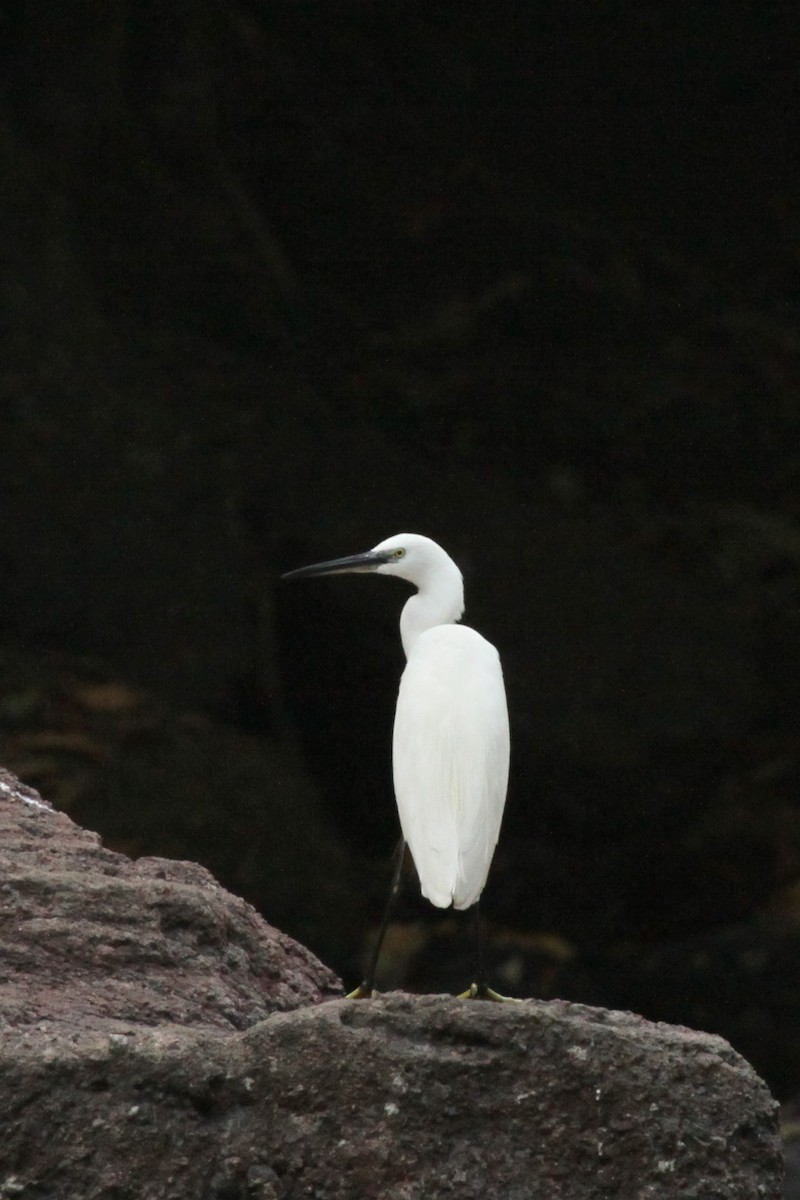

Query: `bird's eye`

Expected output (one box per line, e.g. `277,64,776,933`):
393,548,406,559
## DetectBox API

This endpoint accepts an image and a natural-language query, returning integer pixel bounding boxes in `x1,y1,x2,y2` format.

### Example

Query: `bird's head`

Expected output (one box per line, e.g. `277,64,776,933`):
282,532,462,593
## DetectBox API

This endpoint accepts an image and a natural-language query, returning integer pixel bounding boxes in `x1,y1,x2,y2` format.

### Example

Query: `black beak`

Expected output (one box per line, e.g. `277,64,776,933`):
281,549,391,581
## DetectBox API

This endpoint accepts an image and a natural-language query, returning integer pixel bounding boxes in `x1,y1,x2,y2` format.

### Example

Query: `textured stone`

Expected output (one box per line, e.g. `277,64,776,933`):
0,770,782,1199
0,767,342,1035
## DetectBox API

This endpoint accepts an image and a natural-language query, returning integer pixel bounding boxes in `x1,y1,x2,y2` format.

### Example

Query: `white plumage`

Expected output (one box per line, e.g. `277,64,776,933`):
283,532,510,913
393,622,509,908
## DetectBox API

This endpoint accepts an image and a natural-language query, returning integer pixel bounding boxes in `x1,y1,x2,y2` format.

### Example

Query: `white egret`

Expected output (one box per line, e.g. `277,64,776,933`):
282,533,511,998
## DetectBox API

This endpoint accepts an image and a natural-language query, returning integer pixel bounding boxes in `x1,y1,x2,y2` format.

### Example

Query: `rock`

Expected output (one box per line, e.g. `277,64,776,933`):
0,770,782,1199
0,996,782,1199
0,767,342,1034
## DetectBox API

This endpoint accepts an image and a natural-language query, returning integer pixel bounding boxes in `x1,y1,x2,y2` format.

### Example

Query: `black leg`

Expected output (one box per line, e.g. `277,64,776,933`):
458,902,521,1001
473,901,487,997
348,837,405,998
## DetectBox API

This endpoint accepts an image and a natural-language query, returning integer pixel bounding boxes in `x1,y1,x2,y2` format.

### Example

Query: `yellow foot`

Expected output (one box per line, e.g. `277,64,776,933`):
346,983,379,999
457,983,522,1002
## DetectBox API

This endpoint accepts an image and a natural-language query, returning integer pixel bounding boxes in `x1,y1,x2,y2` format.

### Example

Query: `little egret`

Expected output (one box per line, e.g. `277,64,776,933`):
282,533,511,999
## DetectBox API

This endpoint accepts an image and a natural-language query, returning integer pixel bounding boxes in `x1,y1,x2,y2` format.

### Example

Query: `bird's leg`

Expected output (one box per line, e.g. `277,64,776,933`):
347,838,406,999
457,902,490,999
458,902,521,1002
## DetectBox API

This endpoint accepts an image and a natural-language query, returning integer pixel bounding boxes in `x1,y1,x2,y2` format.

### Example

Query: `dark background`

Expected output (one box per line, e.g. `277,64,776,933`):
2,0,800,1105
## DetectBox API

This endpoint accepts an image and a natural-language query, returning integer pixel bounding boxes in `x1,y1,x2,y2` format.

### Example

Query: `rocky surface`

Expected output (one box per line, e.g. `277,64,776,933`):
0,771,783,1199
0,767,342,1033
0,996,784,1200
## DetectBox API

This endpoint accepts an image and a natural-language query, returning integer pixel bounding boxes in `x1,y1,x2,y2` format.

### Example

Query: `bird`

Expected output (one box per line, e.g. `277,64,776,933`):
282,533,511,999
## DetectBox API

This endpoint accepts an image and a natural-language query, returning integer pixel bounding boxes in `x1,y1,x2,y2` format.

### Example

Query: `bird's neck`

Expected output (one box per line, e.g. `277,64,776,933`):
400,569,464,658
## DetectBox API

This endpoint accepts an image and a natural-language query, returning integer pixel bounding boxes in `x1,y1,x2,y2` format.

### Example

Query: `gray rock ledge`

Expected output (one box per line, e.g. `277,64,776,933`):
0,769,782,1199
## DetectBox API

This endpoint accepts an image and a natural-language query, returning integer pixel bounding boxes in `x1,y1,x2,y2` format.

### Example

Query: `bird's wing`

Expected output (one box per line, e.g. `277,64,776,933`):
392,624,510,909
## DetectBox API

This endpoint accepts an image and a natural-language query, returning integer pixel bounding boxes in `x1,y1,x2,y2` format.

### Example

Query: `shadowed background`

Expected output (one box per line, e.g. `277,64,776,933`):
2,0,800,1107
